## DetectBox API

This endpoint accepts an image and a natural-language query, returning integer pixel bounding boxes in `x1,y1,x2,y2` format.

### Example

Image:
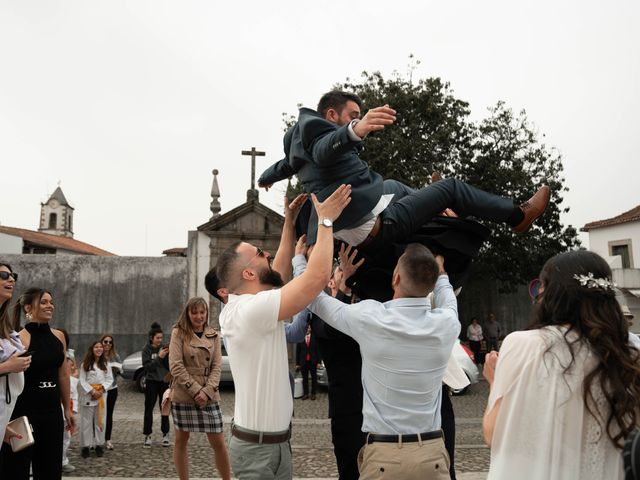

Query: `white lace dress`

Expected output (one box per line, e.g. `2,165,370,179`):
487,326,628,480
0,331,25,448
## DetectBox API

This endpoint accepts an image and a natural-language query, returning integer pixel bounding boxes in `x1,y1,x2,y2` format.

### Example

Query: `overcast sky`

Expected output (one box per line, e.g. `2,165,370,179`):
1,1,638,256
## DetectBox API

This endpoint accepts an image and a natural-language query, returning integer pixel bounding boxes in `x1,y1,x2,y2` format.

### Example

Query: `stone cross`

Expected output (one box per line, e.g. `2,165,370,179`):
241,147,265,190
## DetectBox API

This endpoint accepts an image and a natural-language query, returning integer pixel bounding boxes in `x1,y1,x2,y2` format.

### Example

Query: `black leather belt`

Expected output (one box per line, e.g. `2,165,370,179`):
367,430,443,444
231,425,291,444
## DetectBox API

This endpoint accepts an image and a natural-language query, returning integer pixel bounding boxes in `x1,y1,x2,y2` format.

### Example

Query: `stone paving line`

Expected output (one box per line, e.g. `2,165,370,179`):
62,379,491,477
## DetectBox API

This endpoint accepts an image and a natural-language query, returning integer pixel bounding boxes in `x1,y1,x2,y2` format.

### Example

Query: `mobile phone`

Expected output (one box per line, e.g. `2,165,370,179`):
18,351,34,357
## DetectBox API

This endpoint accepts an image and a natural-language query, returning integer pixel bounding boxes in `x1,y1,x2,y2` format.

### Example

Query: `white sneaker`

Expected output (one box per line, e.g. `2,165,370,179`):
143,435,152,448
62,464,76,473
106,440,114,450
162,434,170,447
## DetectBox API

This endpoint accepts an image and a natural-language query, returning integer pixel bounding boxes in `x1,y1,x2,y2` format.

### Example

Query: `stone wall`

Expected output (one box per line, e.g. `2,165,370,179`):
457,277,536,338
1,254,187,359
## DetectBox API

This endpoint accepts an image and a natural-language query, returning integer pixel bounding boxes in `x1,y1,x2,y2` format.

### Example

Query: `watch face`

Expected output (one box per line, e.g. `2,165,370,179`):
322,218,333,227
49,199,59,208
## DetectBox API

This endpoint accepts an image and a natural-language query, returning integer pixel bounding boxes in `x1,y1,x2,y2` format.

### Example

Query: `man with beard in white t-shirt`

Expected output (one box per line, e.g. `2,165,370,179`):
216,185,351,479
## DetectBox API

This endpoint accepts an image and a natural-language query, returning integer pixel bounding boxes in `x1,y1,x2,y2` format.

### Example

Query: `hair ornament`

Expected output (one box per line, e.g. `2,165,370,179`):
573,273,616,291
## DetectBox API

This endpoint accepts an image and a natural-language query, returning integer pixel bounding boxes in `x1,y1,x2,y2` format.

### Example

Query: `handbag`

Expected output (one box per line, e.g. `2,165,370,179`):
7,416,34,452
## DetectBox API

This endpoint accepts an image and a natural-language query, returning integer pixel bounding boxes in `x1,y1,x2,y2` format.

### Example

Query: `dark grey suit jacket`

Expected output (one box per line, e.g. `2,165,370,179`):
259,108,383,242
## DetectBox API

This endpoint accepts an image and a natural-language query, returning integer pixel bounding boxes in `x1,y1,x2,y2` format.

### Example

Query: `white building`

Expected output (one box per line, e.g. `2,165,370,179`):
582,205,640,332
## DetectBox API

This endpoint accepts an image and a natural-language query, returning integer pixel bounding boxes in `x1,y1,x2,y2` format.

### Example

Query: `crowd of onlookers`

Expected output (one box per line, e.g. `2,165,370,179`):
2,242,640,480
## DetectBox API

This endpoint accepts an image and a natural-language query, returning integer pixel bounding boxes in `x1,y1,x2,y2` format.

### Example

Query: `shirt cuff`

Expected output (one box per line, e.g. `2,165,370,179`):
292,254,307,269
347,119,362,141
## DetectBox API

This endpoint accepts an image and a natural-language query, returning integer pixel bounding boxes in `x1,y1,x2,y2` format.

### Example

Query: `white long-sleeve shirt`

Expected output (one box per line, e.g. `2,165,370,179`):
78,363,112,407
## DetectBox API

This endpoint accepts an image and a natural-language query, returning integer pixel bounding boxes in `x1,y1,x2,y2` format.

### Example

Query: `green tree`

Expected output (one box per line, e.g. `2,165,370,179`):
283,65,580,286
335,70,579,286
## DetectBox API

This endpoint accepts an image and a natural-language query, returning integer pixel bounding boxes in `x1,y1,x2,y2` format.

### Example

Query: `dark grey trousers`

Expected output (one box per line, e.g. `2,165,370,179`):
373,177,515,248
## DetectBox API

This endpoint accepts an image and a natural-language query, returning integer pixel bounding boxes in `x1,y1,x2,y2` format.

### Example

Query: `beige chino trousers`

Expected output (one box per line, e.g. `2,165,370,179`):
357,435,450,479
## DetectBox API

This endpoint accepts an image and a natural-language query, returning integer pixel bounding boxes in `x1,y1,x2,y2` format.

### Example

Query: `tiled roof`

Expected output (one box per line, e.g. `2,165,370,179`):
582,205,640,232
0,226,115,256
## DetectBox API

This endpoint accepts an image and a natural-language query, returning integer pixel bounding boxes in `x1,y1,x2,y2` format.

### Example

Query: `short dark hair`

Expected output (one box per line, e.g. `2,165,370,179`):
317,90,363,117
216,241,242,292
204,269,224,302
397,244,439,297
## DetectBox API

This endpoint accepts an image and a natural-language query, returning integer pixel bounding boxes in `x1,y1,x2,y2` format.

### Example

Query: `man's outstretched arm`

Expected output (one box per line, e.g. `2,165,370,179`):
272,194,307,284
258,157,296,190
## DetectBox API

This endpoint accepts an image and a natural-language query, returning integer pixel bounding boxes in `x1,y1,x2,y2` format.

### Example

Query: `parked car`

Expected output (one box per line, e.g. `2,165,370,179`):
451,339,480,395
121,339,233,392
314,340,479,395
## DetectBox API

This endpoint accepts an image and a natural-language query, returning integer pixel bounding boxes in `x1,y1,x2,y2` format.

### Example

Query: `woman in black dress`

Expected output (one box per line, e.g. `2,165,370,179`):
0,287,75,479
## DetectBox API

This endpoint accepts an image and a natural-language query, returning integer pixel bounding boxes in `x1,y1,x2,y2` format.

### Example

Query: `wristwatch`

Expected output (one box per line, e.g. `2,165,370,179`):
318,218,333,228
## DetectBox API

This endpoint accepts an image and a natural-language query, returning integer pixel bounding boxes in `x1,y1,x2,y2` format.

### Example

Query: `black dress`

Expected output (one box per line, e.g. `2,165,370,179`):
0,322,65,479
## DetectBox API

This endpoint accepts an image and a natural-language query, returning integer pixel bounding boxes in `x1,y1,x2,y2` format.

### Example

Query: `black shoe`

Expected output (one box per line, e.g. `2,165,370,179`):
81,447,90,459
95,446,104,457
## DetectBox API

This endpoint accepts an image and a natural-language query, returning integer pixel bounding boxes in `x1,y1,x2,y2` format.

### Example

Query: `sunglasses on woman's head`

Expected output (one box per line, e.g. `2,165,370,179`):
0,271,17,281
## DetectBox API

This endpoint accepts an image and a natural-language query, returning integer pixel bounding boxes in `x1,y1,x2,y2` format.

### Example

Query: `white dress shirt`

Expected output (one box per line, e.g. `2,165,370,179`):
308,272,460,435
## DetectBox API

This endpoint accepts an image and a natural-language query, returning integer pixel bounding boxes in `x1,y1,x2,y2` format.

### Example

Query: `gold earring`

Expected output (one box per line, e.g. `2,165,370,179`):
25,312,32,320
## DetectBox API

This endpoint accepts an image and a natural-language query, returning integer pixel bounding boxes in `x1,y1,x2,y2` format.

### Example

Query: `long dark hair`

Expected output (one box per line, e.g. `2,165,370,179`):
0,263,15,339
12,287,53,327
528,250,640,448
82,340,108,372
173,297,208,338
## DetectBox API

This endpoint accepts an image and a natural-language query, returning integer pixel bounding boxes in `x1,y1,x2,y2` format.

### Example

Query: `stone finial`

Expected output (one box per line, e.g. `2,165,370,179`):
210,169,221,219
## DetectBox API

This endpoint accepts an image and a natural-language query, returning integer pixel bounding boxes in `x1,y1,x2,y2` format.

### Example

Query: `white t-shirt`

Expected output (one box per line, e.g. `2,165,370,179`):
487,327,626,480
220,288,292,432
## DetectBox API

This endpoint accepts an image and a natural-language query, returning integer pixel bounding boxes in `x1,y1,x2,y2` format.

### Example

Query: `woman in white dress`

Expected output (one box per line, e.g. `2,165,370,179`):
0,263,30,449
483,250,640,480
78,340,113,459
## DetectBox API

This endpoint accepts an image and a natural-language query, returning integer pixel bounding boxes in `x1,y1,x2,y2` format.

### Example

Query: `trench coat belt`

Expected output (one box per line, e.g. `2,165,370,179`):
186,366,211,376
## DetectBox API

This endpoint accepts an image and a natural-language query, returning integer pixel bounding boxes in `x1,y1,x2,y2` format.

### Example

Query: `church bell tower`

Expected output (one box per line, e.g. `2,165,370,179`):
38,186,74,238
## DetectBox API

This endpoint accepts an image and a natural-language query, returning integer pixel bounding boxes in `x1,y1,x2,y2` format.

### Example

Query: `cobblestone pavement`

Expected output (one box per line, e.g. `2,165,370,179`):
63,377,490,478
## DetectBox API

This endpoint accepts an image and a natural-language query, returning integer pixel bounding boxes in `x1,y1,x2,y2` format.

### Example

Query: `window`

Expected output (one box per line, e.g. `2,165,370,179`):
609,239,633,269
48,213,57,229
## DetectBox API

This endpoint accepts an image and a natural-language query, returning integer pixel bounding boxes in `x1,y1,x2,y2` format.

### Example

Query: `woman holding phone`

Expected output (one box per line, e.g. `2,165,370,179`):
142,322,170,448
0,263,30,449
0,287,75,479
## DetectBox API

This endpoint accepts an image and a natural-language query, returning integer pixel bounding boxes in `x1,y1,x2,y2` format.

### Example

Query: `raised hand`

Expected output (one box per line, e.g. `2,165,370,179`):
311,184,352,223
483,351,499,386
353,105,397,138
284,193,307,224
338,243,365,283
295,235,308,257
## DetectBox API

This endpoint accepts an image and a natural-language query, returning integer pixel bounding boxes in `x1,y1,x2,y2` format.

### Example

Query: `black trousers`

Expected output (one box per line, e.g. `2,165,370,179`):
301,362,318,395
469,340,482,364
441,385,456,480
0,409,64,479
331,413,366,480
143,380,169,436
105,387,118,441
372,177,515,250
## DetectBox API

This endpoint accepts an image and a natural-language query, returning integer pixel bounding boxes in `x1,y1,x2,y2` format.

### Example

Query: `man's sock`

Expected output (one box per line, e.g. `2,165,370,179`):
506,206,525,227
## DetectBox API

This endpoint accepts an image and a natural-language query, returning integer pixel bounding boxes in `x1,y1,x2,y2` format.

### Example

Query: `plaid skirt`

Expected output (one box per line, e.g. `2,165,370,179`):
171,401,224,433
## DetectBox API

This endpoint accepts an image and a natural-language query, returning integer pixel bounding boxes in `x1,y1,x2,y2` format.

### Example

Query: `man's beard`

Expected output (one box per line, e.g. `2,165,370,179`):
259,264,284,288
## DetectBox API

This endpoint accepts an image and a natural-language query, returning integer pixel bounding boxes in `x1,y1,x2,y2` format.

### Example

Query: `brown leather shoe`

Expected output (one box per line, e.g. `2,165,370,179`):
513,186,551,233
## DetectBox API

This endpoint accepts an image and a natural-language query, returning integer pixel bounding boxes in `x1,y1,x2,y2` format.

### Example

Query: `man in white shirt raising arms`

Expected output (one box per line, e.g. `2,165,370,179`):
216,185,351,480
